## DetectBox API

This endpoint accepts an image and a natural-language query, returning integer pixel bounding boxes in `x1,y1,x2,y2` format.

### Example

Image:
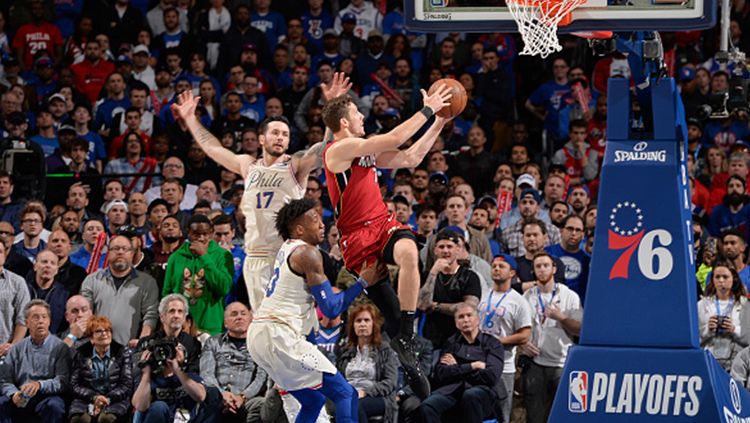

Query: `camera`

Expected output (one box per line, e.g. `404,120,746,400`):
138,337,178,373
716,316,727,334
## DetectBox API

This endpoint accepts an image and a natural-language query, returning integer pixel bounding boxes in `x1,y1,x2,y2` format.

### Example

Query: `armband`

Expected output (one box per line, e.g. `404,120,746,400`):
419,106,434,119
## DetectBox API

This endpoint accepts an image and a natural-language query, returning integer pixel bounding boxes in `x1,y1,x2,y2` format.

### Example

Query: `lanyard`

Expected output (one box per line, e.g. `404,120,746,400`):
483,289,510,329
715,297,734,317
537,284,558,323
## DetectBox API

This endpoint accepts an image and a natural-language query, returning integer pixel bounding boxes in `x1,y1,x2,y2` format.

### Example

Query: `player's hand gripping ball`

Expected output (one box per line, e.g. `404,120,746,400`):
428,78,467,119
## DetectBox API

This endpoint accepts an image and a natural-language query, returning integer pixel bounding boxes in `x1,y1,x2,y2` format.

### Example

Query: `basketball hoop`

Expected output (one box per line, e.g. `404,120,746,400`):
507,0,588,57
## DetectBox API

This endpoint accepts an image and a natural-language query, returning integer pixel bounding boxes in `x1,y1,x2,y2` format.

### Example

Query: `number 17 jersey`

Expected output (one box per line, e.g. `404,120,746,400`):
240,161,305,258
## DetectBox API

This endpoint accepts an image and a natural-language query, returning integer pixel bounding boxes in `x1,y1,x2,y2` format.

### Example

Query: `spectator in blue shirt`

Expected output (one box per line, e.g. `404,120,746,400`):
525,56,571,144
0,300,69,423
302,0,334,53
251,0,288,51
708,175,750,240
545,215,591,302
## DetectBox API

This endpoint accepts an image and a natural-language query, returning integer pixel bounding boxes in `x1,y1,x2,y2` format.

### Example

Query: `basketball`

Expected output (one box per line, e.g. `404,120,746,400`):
428,78,467,119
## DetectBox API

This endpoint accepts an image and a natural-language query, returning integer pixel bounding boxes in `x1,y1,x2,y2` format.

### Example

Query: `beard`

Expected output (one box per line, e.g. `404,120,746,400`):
468,223,485,232
162,235,182,243
728,193,745,207
110,260,130,273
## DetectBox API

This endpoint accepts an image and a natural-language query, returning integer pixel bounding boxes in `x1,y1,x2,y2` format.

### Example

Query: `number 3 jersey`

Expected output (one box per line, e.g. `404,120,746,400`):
255,239,318,336
240,161,305,258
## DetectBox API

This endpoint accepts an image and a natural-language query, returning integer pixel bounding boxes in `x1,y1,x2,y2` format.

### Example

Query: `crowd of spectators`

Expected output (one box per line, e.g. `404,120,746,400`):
0,0,749,422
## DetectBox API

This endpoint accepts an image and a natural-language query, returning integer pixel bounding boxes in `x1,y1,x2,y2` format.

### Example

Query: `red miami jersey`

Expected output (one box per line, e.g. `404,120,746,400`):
12,22,63,69
323,142,388,234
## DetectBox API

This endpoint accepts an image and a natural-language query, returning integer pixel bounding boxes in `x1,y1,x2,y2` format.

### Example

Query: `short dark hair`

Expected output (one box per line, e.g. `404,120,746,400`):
193,200,211,211
322,95,353,132
188,213,212,228
129,80,149,95
521,217,547,235
416,204,437,218
532,251,555,265
212,214,233,226
721,228,746,245
259,116,290,136
561,214,584,229
569,119,587,131
275,198,316,241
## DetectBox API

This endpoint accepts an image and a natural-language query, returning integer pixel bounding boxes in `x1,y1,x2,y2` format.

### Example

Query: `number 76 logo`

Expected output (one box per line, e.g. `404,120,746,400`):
608,228,673,281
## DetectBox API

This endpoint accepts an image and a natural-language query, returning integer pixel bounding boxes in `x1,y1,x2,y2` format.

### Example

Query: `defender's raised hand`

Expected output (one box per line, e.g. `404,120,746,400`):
420,83,453,115
171,90,201,122
321,71,353,102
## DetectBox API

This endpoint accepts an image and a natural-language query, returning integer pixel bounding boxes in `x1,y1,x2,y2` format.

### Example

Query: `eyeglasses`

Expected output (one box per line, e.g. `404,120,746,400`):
93,328,111,335
0,230,12,236
306,187,321,192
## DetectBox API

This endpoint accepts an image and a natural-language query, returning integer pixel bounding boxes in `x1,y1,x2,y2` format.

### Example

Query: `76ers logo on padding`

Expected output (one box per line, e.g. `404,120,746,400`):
569,371,588,412
608,201,674,281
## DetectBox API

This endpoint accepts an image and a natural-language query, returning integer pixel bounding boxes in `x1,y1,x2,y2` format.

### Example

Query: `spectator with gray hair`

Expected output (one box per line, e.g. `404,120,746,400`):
135,293,202,375
81,235,159,348
200,302,268,422
0,299,70,423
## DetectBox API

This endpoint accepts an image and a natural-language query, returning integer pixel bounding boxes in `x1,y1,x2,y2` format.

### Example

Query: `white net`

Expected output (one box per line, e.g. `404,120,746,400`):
507,0,588,58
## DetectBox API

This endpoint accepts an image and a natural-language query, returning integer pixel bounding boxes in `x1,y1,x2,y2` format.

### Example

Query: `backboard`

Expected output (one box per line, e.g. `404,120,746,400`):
404,0,716,33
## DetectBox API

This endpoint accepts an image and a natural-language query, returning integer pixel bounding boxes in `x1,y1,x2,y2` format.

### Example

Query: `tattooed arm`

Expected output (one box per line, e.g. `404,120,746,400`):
291,140,328,181
171,90,254,178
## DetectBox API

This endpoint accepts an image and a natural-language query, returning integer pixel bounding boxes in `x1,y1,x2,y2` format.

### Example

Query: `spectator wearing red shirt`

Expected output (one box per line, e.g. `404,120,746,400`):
551,119,599,186
12,0,64,71
70,40,116,104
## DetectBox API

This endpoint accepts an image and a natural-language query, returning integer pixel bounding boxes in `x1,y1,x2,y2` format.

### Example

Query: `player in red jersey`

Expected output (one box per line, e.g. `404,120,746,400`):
321,85,452,398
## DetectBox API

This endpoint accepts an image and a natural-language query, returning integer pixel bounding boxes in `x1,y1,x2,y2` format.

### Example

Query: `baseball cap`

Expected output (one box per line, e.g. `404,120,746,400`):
323,28,338,37
687,117,703,131
368,29,383,39
242,43,257,52
567,184,590,197
58,123,76,134
429,171,448,185
115,54,132,64
391,195,410,207
516,173,537,189
48,93,66,104
437,226,467,245
133,44,150,55
342,13,357,23
1,56,18,67
105,199,129,214
35,56,53,67
519,188,541,203
679,67,695,81
477,195,498,207
493,254,518,270
382,108,400,119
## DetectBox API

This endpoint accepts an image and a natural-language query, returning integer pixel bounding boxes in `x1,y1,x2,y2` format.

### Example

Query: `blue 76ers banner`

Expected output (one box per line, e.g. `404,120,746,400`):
579,78,698,349
550,77,750,423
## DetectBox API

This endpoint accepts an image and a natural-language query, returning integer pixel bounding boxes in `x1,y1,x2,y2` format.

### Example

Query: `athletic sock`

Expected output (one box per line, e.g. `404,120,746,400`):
400,310,416,338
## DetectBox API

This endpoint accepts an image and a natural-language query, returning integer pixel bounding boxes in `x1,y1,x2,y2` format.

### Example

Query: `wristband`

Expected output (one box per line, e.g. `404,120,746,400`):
419,106,434,119
67,334,78,342
356,277,368,289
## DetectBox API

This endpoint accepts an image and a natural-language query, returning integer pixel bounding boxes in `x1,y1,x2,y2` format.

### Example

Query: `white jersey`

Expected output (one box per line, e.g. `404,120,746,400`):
240,160,305,258
334,2,383,40
248,239,337,391
255,239,318,336
478,287,533,374
523,283,582,368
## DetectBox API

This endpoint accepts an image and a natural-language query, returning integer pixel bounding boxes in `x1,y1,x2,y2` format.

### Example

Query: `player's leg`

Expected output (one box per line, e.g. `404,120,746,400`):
243,256,274,311
317,371,358,423
281,392,331,423
288,389,327,423
383,233,431,399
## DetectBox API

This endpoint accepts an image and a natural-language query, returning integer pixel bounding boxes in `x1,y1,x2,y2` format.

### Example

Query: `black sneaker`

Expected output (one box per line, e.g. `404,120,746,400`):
390,334,431,399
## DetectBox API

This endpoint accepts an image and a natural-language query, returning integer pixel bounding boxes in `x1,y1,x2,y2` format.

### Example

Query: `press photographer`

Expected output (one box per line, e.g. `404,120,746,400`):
132,294,219,422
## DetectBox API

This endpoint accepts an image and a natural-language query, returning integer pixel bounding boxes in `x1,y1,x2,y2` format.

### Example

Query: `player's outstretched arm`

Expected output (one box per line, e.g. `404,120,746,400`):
171,90,254,178
326,84,452,169
292,245,382,318
292,72,352,178
376,115,448,169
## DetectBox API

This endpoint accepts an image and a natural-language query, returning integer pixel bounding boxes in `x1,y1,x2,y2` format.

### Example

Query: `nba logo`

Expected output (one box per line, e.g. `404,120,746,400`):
568,371,588,413
430,0,448,6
